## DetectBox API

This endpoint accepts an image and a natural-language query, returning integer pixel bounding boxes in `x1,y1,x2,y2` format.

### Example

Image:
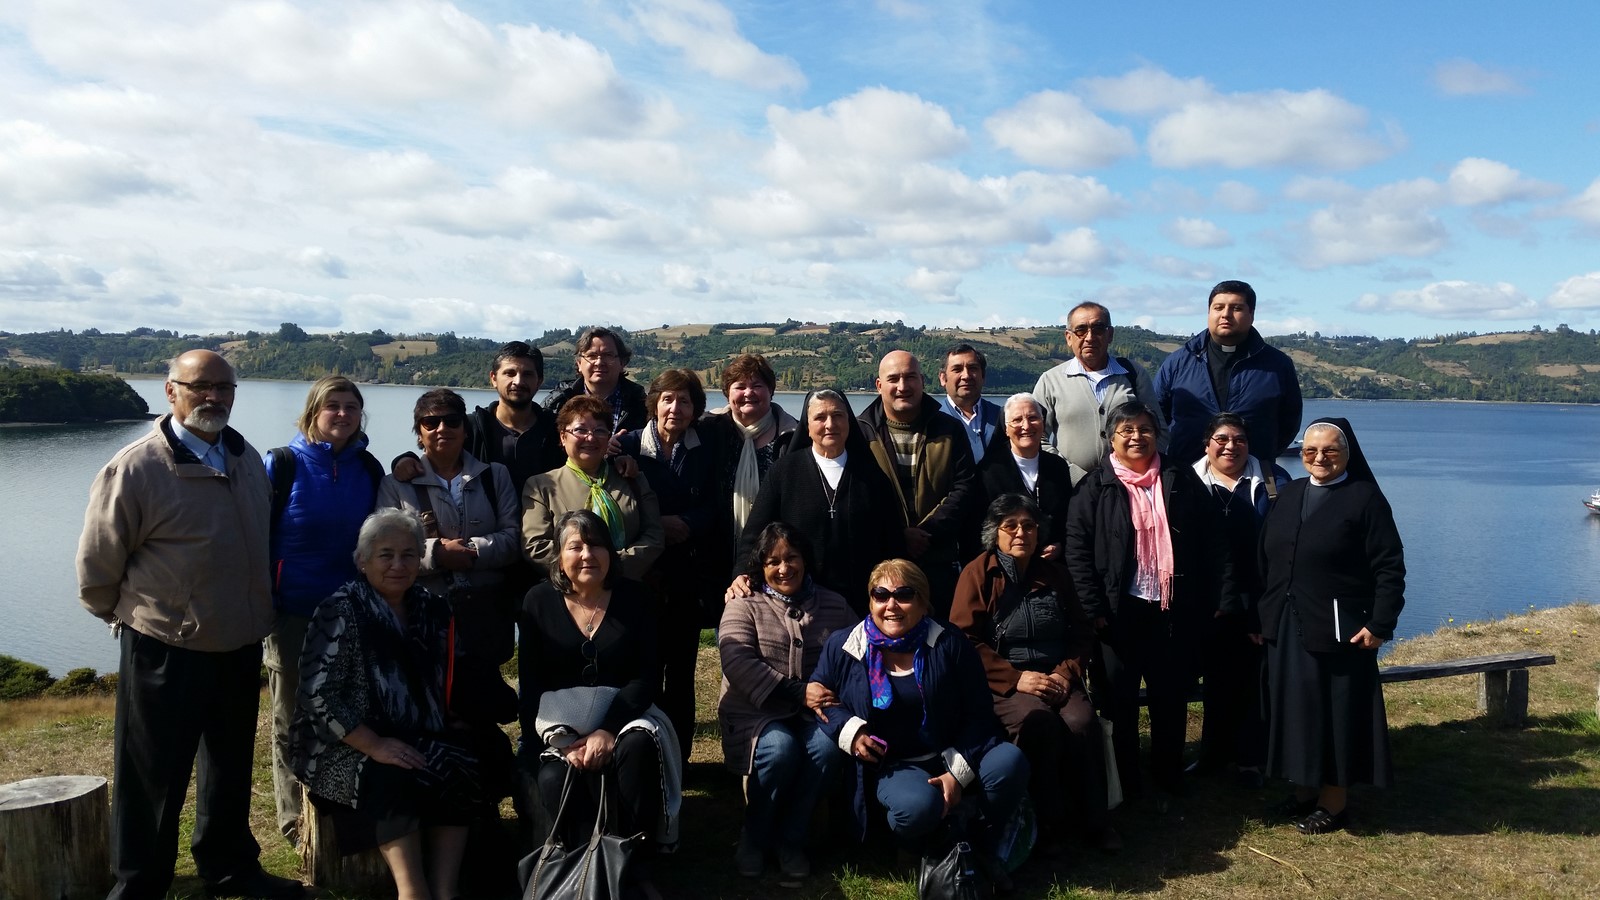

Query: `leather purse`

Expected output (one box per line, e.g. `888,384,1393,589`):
519,768,642,900
917,838,992,900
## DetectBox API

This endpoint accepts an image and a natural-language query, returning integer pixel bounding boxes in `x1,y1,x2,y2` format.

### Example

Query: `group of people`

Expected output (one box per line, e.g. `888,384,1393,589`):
77,281,1406,899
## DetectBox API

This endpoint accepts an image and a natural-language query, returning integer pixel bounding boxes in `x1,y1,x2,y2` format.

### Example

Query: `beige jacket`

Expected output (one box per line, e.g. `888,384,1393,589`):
77,415,274,652
522,463,664,581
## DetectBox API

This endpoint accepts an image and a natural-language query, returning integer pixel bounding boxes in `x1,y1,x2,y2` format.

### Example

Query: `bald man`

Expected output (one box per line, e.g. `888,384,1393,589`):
858,350,978,615
78,350,304,899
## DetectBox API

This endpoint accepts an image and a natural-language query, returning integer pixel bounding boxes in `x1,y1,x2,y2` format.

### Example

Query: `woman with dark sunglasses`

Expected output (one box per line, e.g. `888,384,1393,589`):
377,388,522,664
517,509,676,899
808,558,1028,860
717,523,856,880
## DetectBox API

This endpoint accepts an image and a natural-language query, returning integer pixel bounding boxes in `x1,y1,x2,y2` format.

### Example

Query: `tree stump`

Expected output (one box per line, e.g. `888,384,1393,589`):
297,787,390,892
0,775,112,900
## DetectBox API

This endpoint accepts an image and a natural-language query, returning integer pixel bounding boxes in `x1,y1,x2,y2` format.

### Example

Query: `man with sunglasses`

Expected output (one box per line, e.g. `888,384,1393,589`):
1153,280,1302,464
1032,302,1164,480
78,350,305,899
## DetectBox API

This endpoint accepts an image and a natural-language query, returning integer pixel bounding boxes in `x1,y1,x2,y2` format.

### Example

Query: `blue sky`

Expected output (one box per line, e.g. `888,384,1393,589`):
1,0,1597,341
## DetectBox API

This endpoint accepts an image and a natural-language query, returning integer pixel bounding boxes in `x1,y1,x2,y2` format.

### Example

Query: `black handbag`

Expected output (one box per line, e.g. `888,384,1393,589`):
918,839,993,900
519,768,643,900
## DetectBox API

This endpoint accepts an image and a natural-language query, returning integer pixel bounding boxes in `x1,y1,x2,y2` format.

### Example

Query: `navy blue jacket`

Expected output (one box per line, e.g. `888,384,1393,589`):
809,618,1006,839
1154,328,1303,464
266,432,380,617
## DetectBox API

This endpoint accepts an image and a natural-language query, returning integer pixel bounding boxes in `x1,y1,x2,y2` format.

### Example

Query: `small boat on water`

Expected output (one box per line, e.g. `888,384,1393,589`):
1586,489,1600,515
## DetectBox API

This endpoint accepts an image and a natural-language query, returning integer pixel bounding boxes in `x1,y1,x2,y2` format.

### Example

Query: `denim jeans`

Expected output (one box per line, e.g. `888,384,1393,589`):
744,717,840,850
873,742,1028,847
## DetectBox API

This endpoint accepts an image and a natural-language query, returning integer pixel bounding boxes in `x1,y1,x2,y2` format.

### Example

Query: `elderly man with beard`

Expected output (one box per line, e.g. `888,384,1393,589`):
78,350,305,899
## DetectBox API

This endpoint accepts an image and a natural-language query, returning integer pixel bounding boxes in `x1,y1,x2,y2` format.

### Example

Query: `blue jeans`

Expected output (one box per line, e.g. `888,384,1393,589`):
874,743,1029,847
745,717,841,850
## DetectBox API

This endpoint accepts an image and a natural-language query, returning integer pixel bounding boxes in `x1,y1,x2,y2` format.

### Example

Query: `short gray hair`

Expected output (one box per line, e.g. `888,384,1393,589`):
1003,392,1043,420
355,508,426,563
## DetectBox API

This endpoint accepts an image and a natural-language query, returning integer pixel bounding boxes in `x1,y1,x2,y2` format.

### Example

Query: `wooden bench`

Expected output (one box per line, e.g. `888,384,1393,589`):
1378,650,1556,727
1136,650,1557,728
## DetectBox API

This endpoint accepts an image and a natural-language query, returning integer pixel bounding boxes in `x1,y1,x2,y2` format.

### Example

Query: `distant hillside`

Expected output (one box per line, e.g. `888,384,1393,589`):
3,321,1599,403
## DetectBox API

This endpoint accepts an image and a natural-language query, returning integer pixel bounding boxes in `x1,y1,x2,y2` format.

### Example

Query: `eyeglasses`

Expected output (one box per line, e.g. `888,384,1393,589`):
171,380,237,396
1210,435,1248,446
1069,323,1111,338
1113,426,1157,438
581,638,598,686
580,352,620,364
565,426,607,440
418,414,465,430
869,585,918,602
998,519,1039,534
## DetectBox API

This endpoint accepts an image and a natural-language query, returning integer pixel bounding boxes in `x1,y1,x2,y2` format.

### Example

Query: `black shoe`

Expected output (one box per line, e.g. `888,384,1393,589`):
205,868,306,899
1267,794,1317,820
1235,767,1266,790
1296,806,1349,835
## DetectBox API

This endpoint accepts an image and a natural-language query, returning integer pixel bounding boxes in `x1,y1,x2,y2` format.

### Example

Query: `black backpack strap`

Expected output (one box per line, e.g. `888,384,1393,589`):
358,448,385,497
478,465,500,522
1116,356,1144,393
268,447,295,537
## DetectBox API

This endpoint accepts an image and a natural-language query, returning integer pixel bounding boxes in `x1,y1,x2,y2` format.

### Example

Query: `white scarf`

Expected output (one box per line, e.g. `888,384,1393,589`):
732,409,775,534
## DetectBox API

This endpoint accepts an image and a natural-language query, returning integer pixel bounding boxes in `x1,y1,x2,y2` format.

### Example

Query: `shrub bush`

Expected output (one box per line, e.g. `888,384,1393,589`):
0,654,57,700
44,667,101,697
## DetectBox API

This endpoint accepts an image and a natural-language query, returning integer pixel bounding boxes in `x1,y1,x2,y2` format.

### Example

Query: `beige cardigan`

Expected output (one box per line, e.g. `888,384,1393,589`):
521,463,664,581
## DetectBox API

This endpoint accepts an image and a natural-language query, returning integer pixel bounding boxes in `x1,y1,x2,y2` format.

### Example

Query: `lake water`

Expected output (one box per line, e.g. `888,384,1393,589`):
5,379,1599,676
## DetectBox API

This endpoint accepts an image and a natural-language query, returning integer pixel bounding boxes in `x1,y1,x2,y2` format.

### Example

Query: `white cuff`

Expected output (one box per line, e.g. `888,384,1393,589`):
942,747,977,788
838,716,868,755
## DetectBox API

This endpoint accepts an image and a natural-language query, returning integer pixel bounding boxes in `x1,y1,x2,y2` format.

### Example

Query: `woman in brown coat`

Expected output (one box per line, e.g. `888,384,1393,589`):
717,522,856,880
950,493,1119,853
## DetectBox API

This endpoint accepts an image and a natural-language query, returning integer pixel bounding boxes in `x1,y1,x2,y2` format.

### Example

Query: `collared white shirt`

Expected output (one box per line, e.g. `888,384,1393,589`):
1061,355,1130,402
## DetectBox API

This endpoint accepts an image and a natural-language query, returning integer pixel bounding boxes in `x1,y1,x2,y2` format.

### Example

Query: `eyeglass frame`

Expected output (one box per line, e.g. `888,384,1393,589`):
170,380,238,396
1068,322,1112,338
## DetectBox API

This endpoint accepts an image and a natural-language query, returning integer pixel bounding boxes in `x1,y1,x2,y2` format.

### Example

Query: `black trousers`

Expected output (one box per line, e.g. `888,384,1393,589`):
1094,598,1199,797
109,627,264,900
536,731,662,847
1197,613,1266,769
994,686,1108,836
655,586,703,766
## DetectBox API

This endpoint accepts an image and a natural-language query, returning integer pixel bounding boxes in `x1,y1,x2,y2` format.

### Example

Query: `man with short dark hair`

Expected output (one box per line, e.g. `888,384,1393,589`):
1033,302,1164,479
936,343,1007,465
78,350,304,900
1153,280,1302,463
859,350,977,614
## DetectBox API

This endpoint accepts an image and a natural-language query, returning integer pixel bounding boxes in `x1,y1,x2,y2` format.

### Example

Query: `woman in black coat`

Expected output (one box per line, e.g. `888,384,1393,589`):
728,389,903,616
1258,417,1404,834
1064,401,1236,799
978,393,1082,561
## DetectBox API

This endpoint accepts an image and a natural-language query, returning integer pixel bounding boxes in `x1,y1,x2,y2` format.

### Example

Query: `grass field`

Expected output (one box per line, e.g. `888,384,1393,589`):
3,603,1596,899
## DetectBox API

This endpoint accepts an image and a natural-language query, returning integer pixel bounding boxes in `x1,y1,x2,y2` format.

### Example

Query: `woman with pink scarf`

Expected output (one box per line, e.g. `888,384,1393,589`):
1064,401,1238,802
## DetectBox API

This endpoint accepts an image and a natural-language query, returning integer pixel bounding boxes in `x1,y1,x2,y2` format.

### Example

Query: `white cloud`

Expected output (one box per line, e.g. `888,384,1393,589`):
1078,66,1213,115
628,0,805,91
1354,281,1536,319
1554,178,1600,225
660,262,710,293
290,246,348,278
1432,59,1525,96
29,1,669,137
984,91,1136,169
1446,157,1556,206
1297,182,1449,268
0,120,176,207
1016,228,1114,277
546,139,698,193
1546,272,1600,309
1148,88,1399,170
904,267,964,304
0,250,107,296
1161,217,1232,248
767,87,967,163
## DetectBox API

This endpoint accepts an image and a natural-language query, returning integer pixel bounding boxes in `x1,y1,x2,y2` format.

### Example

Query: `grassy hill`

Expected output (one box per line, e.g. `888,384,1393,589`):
4,322,1600,403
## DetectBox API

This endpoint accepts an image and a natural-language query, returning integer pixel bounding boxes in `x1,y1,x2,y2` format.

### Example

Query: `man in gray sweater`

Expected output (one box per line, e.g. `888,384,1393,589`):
1032,302,1164,480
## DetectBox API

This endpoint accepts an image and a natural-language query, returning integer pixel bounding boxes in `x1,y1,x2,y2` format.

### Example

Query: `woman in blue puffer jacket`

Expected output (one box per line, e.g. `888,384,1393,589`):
264,374,382,847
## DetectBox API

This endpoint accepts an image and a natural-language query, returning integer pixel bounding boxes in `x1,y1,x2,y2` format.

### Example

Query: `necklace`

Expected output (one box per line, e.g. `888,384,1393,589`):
817,464,844,519
573,598,604,635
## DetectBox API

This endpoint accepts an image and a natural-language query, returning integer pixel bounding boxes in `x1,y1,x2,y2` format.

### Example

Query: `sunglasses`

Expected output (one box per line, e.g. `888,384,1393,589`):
869,585,918,602
419,413,465,430
581,639,598,686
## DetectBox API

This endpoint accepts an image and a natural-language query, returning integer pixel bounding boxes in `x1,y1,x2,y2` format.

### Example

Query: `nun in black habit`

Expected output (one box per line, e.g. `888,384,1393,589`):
1257,416,1405,834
